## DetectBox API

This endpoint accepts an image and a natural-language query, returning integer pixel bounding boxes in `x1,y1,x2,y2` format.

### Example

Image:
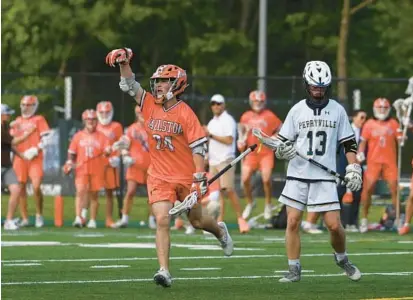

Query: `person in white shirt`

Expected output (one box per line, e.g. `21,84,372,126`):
205,94,249,233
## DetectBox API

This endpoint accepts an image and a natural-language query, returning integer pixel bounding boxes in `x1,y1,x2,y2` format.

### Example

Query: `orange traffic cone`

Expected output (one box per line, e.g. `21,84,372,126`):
54,195,64,227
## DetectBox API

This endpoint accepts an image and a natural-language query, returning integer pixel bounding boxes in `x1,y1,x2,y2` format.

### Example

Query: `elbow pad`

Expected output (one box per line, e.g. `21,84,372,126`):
119,73,141,97
342,138,358,154
192,143,207,157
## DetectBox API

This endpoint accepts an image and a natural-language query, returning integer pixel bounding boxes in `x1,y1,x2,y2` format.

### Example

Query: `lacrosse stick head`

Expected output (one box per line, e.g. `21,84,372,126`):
251,128,283,151
168,191,199,217
406,76,413,95
237,123,249,143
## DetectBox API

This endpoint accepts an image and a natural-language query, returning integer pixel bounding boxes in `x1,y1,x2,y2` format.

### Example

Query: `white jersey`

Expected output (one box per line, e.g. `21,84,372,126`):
278,99,354,181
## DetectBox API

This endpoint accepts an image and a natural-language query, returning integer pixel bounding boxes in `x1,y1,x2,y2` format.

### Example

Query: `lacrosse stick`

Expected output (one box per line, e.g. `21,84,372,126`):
169,144,258,217
252,128,346,182
393,95,413,228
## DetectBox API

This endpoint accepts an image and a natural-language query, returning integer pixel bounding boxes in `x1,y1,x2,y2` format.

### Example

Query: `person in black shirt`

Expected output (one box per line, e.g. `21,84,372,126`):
1,104,35,230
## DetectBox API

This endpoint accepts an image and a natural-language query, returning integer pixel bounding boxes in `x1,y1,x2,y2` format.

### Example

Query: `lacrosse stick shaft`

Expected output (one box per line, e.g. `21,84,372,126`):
208,144,257,185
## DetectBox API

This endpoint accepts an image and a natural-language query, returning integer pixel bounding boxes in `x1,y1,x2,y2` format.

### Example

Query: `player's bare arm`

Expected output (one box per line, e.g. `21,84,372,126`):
105,48,145,105
356,139,367,163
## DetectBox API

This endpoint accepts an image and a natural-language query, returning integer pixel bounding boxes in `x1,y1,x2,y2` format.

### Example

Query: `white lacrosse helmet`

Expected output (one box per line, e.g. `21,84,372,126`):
96,101,113,125
20,95,39,118
303,61,332,87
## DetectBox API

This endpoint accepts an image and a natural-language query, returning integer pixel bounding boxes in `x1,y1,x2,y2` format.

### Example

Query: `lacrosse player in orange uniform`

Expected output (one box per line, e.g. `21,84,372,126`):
106,47,233,287
96,101,123,227
112,105,151,228
357,98,402,233
238,90,282,220
11,95,51,228
63,109,111,228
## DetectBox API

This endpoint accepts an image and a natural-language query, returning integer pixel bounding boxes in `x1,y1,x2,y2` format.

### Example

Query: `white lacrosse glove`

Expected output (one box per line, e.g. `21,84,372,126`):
356,152,365,163
63,160,74,174
404,96,413,107
23,147,39,160
275,141,296,160
109,156,121,168
344,163,362,192
190,172,208,197
123,155,135,168
112,136,130,151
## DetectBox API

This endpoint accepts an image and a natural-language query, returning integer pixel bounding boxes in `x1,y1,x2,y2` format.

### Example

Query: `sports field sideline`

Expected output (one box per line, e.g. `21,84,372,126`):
2,225,413,299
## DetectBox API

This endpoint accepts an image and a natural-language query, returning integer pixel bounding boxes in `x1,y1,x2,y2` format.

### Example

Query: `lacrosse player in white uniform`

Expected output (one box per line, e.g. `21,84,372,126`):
275,61,363,283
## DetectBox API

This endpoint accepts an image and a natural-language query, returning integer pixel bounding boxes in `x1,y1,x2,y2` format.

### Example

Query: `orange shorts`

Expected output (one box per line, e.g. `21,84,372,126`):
126,166,147,184
103,167,120,189
147,175,191,205
13,157,44,183
75,173,104,192
364,163,397,182
242,153,274,172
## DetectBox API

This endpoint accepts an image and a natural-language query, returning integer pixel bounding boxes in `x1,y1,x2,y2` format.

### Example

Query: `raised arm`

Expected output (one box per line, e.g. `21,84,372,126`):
105,48,145,105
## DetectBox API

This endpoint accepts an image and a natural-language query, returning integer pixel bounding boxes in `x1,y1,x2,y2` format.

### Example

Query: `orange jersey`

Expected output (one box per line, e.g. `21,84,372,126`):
68,130,110,176
125,121,150,170
140,92,207,184
97,122,123,145
361,118,399,165
10,115,50,156
240,109,282,155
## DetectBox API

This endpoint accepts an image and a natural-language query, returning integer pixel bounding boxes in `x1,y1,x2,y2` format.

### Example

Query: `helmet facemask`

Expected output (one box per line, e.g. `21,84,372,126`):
97,110,113,126
150,77,177,104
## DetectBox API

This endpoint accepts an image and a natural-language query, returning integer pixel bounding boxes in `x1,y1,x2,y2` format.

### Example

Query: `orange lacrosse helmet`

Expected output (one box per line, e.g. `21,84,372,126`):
20,95,39,118
249,90,266,112
149,64,188,104
373,98,391,120
96,101,113,125
82,109,97,120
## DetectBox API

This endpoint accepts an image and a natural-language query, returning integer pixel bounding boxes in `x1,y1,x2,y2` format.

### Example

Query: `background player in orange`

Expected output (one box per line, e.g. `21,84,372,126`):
112,105,151,228
238,90,282,220
357,98,402,233
398,158,413,235
106,47,233,288
11,95,51,228
63,109,111,228
96,101,123,227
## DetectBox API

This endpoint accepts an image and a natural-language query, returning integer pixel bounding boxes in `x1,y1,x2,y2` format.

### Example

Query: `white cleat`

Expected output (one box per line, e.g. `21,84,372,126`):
148,216,157,229
359,218,368,233
218,222,233,257
87,219,97,229
242,201,256,219
153,267,172,287
72,216,83,228
185,224,195,235
18,219,30,227
335,255,362,281
302,222,322,234
4,220,19,230
35,215,44,228
112,219,128,228
264,204,273,220
345,225,359,233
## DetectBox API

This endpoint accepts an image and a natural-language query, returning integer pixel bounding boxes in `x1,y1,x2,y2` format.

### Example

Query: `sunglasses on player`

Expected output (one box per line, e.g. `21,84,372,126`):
210,102,223,106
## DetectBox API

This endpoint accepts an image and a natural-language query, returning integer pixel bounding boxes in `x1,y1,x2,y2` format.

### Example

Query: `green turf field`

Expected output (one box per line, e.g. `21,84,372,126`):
2,196,412,300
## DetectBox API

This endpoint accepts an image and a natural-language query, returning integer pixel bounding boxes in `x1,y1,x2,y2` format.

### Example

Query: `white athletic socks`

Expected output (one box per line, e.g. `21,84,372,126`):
288,259,301,267
335,252,347,262
81,209,88,219
122,214,129,223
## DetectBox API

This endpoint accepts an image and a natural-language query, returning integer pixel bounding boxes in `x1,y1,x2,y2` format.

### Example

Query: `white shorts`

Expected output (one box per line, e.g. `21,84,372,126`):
278,180,340,212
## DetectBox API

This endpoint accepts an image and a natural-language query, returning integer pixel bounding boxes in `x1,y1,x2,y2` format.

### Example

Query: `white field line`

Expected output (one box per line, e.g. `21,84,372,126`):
274,270,314,273
2,271,413,286
90,265,130,269
180,267,221,271
2,251,412,264
3,263,42,267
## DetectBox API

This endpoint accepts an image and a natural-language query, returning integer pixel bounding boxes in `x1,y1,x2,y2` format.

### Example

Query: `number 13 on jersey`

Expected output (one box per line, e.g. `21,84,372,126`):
307,130,327,156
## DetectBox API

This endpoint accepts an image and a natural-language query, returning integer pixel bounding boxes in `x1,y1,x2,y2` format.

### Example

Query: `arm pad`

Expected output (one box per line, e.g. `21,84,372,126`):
119,73,141,97
342,138,358,154
192,143,207,157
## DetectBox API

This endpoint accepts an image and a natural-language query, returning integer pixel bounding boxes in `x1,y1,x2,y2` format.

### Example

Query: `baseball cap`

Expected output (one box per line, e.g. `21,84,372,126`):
210,94,225,104
1,104,15,115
